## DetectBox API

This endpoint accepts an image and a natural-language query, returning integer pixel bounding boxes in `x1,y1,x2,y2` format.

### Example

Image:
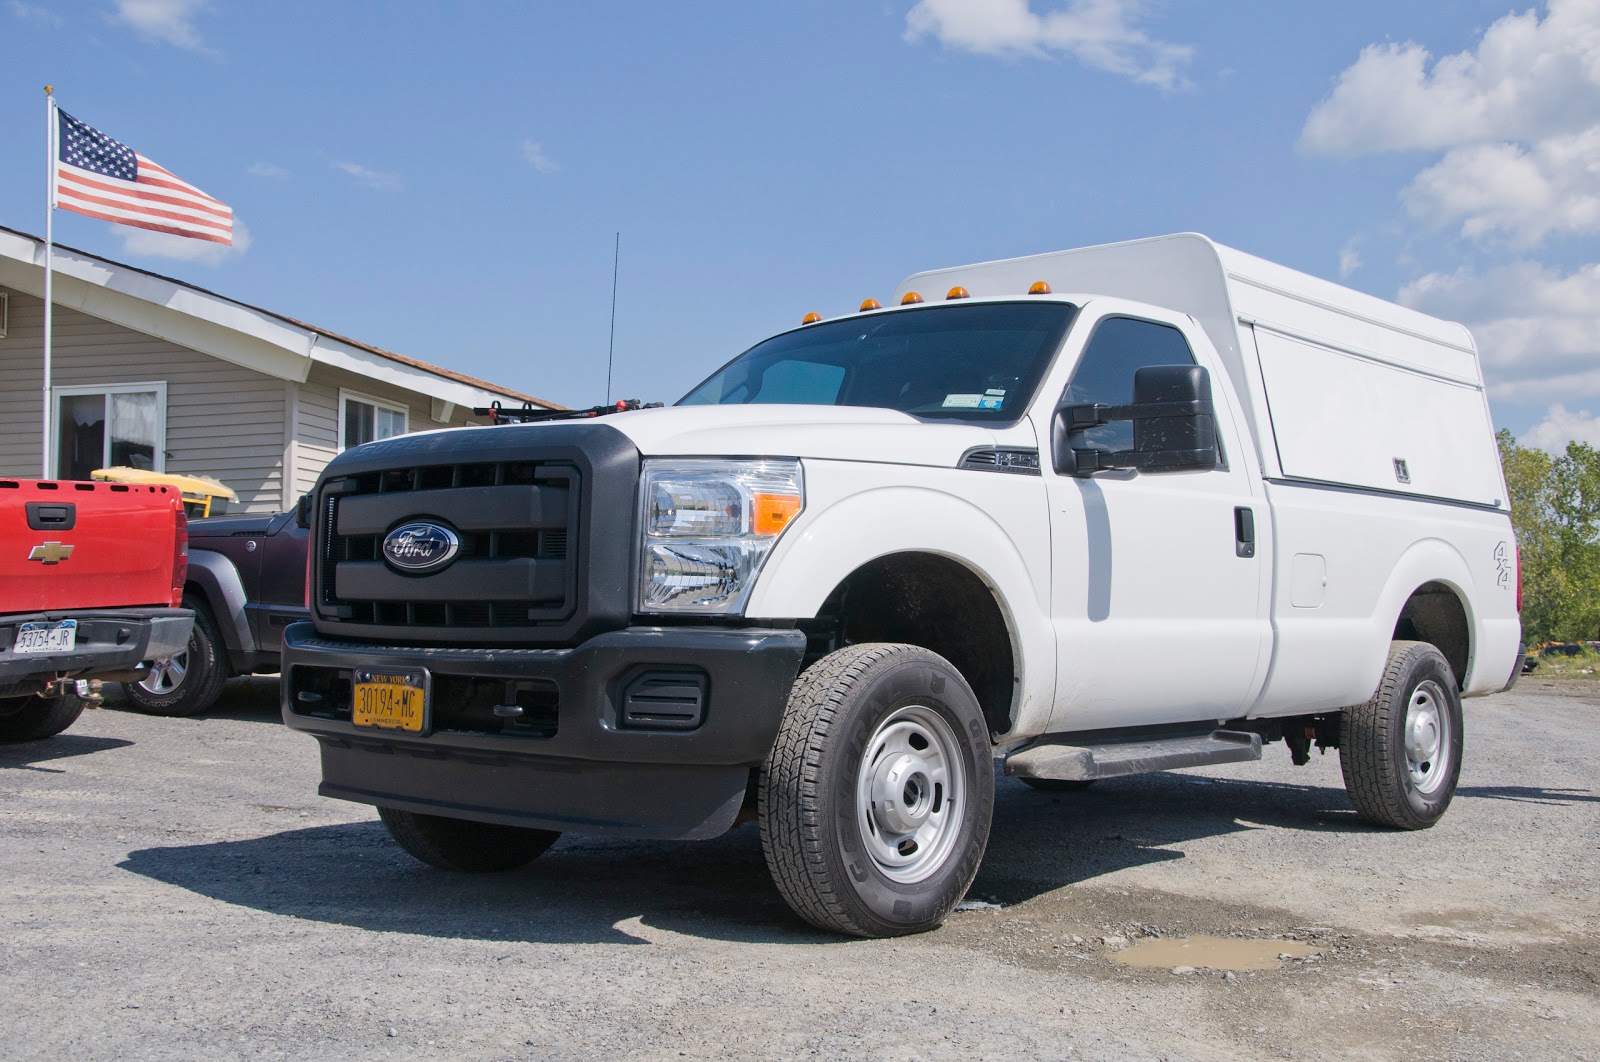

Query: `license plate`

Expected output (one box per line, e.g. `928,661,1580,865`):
15,619,77,655
351,669,428,733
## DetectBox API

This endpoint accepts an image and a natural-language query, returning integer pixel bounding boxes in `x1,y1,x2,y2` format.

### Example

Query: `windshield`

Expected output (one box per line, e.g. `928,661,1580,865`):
679,301,1077,421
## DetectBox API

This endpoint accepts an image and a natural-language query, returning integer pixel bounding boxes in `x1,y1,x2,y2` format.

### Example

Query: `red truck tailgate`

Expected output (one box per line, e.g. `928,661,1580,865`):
2,480,184,612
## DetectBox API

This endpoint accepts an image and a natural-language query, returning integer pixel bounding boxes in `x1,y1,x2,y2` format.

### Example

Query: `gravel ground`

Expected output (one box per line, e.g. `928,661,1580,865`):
1,677,1596,1061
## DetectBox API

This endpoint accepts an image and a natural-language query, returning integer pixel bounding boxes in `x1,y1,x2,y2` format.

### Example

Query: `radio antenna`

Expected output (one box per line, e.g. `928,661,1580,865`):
605,232,620,404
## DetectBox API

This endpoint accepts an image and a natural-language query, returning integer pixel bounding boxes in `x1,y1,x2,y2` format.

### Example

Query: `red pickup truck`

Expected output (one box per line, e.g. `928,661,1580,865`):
1,478,193,741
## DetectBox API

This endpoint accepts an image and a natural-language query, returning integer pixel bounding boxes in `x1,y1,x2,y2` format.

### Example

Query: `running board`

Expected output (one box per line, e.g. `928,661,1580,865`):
1005,729,1262,782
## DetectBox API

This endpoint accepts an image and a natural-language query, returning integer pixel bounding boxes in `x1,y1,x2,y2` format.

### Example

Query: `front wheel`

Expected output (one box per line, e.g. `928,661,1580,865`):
1340,641,1464,829
759,643,994,938
0,690,87,742
377,807,560,872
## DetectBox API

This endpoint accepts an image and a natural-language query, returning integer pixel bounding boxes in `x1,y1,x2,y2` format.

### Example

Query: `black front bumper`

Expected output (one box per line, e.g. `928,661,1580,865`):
280,622,808,840
0,607,193,689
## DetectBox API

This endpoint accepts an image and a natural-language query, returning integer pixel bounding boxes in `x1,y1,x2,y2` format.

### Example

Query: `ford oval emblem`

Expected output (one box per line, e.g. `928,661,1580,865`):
383,522,461,574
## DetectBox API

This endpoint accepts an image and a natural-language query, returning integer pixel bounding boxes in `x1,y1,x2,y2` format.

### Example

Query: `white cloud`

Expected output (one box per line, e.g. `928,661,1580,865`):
248,162,289,179
1399,260,1600,402
521,139,558,174
9,1,62,27
1524,404,1600,451
115,217,251,266
1338,238,1362,279
1301,1,1600,157
1301,0,1600,250
110,0,210,51
905,0,1193,90
1402,128,1600,247
333,161,401,191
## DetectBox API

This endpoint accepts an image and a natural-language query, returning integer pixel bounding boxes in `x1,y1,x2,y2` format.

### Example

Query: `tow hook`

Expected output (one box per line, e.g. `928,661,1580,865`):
47,677,104,709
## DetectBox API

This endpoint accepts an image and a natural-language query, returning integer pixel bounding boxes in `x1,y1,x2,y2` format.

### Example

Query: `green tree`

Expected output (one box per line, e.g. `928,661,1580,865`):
1498,429,1600,642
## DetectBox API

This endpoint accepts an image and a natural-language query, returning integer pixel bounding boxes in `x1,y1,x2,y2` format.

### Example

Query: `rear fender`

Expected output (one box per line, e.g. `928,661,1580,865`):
1371,538,1477,689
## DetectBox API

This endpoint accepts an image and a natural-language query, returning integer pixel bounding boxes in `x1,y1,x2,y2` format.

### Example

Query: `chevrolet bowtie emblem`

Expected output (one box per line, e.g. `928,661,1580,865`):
27,542,75,564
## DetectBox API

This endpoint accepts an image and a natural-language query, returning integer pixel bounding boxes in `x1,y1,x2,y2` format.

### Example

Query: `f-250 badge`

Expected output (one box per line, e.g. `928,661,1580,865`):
1494,541,1511,590
27,541,74,565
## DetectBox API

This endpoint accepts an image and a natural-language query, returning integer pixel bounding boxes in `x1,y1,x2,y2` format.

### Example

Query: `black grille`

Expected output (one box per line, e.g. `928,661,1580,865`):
317,460,578,632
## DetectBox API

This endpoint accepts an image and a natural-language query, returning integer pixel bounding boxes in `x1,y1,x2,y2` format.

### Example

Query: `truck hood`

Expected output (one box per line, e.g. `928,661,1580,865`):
596,405,1013,467
189,513,277,540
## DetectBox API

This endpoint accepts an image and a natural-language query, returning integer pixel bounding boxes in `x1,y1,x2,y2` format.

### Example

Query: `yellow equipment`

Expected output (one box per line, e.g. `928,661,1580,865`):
90,467,239,518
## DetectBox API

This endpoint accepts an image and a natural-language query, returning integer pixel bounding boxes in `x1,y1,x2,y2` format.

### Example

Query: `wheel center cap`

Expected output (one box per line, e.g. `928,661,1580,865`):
1407,712,1440,763
871,752,932,834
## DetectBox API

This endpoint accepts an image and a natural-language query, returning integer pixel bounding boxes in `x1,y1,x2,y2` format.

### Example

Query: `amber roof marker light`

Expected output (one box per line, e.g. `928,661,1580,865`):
900,291,925,305
1028,281,1052,295
946,286,970,300
801,312,823,325
859,298,882,312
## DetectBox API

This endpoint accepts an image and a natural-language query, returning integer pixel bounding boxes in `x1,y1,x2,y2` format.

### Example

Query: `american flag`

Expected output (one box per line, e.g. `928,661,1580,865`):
54,110,233,245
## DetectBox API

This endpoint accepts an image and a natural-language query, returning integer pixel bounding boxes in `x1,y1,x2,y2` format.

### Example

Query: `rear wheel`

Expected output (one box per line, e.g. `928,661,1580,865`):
760,643,994,938
377,807,561,872
1340,641,1463,830
123,595,228,718
0,690,87,742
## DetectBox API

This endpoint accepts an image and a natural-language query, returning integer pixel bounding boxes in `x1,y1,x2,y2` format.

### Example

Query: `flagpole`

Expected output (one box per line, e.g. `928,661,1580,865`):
41,86,55,478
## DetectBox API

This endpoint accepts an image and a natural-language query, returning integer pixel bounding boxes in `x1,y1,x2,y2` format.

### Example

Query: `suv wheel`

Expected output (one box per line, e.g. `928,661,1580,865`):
123,595,229,718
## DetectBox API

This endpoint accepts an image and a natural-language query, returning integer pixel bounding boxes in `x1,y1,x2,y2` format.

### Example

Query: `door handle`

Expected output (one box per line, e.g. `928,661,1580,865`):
1234,506,1256,558
26,502,75,531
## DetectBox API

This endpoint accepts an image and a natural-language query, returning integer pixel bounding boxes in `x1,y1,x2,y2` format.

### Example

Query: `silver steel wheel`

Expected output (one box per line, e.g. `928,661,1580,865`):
1405,679,1450,795
139,652,189,696
855,704,966,884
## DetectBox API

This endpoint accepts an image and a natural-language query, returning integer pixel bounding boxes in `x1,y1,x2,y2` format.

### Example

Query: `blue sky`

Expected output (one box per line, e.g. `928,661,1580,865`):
2,0,1596,448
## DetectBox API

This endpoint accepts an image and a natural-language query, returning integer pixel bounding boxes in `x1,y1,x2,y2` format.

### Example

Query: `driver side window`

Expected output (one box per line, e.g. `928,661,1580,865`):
1062,316,1197,453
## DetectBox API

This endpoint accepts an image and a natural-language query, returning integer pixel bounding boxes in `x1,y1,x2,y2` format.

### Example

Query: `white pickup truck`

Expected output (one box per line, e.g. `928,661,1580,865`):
282,233,1522,938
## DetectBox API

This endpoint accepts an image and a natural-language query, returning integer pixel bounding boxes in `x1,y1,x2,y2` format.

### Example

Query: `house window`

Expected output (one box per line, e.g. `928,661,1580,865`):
53,383,166,480
339,390,408,450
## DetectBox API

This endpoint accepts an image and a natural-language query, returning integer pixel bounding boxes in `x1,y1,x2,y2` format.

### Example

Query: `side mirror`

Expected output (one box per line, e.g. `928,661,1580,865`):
294,492,313,529
1053,365,1218,477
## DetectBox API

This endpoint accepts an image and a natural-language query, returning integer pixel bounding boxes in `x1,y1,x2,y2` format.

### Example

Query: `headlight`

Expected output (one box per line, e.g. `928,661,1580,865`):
638,459,803,614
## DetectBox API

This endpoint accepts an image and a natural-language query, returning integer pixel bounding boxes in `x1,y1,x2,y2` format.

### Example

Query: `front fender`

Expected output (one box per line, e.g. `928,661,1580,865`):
744,481,1056,738
186,550,254,656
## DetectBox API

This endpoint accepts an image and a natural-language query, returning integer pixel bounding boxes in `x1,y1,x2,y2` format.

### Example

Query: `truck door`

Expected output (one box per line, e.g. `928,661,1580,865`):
1044,311,1269,730
250,511,310,652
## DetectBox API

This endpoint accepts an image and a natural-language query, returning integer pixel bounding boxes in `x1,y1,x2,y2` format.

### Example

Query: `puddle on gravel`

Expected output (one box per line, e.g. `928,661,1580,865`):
1111,935,1320,971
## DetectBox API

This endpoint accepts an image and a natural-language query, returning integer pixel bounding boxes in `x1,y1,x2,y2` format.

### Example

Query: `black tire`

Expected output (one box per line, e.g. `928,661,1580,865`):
1340,640,1463,830
377,807,560,872
0,690,87,742
122,594,228,718
759,643,994,938
1017,777,1097,792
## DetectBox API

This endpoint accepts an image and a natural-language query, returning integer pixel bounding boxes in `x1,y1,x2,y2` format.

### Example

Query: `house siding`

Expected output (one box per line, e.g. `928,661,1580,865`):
291,363,479,494
0,282,522,513
0,289,286,511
